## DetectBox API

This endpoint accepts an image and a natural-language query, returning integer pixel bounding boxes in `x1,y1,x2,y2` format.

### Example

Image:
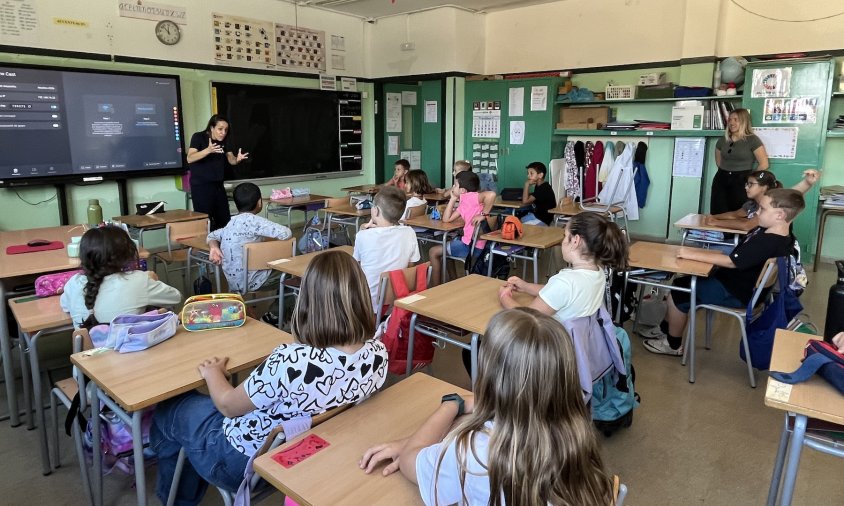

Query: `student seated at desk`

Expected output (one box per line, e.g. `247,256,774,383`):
404,169,434,215
518,161,557,226
152,251,388,506
643,189,805,356
60,226,181,328
498,213,628,321
360,308,614,505
354,186,421,309
207,182,292,324
385,158,410,190
439,160,497,200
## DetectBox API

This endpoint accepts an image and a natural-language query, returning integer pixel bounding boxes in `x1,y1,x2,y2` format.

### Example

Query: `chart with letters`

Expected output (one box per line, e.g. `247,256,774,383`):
212,13,274,67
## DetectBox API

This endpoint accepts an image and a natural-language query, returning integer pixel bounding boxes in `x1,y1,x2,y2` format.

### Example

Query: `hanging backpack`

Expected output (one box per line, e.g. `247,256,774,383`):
193,263,212,295
466,216,511,280
298,215,329,254
592,326,640,437
380,264,434,375
500,215,523,241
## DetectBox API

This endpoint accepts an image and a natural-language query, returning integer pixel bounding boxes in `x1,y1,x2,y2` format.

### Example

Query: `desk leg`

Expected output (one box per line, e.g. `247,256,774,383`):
25,330,52,475
185,247,192,293
441,232,449,283
0,280,20,426
406,314,418,377
532,248,539,284
132,410,147,506
487,242,497,278
92,385,103,506
813,210,829,273
780,414,807,506
767,414,791,506
687,276,698,383
19,333,33,430
326,213,334,244
470,333,479,387
278,274,287,331
138,228,146,249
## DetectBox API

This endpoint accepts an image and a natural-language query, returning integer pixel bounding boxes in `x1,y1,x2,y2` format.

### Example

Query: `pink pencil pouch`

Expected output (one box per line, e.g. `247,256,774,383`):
35,270,83,297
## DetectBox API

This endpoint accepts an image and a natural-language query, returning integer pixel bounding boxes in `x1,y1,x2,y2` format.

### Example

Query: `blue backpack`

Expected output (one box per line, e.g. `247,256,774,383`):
298,215,329,254
592,326,640,436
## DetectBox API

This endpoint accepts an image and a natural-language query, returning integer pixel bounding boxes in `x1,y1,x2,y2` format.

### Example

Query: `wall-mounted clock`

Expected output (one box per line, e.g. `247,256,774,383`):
155,20,181,46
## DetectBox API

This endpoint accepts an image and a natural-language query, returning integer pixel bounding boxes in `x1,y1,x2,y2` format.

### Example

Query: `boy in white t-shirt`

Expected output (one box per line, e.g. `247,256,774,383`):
354,185,421,310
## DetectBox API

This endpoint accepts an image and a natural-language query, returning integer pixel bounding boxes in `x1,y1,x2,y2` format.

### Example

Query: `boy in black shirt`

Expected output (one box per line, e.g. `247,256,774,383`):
643,188,805,356
520,161,557,226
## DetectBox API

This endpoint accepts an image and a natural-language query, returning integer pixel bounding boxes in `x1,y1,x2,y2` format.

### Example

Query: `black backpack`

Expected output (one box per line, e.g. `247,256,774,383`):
466,215,511,280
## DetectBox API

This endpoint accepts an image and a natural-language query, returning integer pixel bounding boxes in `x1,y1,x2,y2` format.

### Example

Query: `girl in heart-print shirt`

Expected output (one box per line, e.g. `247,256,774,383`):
151,250,388,505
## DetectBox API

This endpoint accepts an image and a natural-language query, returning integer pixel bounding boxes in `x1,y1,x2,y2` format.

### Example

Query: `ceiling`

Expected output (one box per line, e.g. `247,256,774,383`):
290,0,561,19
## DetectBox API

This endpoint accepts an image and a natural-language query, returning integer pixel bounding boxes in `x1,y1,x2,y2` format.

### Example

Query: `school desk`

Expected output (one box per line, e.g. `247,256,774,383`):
422,192,449,204
265,194,330,229
492,197,525,215
550,200,624,227
813,205,844,272
395,274,532,384
480,224,565,283
765,329,844,506
254,373,470,506
8,294,73,475
674,213,752,248
322,202,371,237
626,241,714,383
113,210,207,248
175,235,223,291
340,184,381,195
71,318,292,506
0,224,94,426
400,215,464,281
268,246,355,329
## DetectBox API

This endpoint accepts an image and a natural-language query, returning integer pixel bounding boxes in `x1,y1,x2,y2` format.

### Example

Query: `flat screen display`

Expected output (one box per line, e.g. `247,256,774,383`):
0,64,185,187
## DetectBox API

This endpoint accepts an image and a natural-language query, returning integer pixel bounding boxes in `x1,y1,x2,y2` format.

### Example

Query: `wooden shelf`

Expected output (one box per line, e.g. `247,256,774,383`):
826,130,844,137
553,129,726,137
555,96,743,106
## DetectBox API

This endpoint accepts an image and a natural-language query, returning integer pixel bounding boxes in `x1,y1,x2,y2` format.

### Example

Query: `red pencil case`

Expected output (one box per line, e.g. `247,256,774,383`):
6,241,65,254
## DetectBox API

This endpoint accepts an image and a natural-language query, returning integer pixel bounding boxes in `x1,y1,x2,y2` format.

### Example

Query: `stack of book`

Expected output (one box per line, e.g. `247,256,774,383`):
831,115,844,131
634,119,671,130
821,185,844,208
706,99,738,130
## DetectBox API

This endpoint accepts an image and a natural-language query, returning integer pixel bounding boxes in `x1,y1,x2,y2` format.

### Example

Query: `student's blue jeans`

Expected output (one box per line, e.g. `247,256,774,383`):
151,391,249,506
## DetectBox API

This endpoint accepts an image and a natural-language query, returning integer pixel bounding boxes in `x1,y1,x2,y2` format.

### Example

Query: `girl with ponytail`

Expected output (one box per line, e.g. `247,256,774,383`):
498,212,628,322
60,225,182,328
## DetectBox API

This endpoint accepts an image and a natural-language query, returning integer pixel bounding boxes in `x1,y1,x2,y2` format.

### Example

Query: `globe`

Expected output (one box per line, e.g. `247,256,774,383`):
720,57,748,86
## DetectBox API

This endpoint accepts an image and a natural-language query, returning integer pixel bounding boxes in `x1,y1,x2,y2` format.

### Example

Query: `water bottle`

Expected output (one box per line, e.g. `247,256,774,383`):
824,261,844,342
87,199,103,226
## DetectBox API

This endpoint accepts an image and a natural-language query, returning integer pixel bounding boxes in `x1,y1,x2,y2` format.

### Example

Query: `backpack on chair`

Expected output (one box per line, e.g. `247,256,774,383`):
380,264,435,375
501,215,523,241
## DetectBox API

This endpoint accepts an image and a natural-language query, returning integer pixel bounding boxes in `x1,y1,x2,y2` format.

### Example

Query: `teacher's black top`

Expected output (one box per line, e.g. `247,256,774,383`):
188,131,227,185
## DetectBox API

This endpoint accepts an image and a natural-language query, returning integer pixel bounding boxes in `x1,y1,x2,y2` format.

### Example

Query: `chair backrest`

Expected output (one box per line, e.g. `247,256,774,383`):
748,257,779,309
375,262,432,328
165,219,210,254
243,238,296,292
257,404,352,458
403,203,427,220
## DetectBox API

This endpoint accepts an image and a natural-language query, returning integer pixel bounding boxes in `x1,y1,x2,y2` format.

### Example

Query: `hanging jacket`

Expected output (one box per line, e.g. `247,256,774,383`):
585,141,603,199
549,158,566,203
598,140,616,184
564,141,579,198
598,142,639,220
583,141,595,199
561,305,627,403
633,142,651,208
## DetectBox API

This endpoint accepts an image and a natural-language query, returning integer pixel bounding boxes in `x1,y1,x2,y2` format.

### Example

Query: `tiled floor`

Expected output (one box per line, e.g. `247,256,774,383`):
0,255,841,505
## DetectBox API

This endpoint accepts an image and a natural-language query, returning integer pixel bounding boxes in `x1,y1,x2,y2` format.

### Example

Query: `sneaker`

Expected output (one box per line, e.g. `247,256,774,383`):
642,336,683,356
638,326,666,339
261,312,279,326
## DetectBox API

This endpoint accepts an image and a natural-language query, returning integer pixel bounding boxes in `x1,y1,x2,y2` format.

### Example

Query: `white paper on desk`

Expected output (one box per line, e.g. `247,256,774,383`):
387,136,399,155
530,86,547,111
424,100,438,123
508,87,524,117
510,120,525,145
398,294,426,304
672,138,705,178
766,379,792,402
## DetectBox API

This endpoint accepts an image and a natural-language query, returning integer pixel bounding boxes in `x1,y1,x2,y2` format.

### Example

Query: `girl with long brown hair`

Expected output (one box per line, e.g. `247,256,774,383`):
360,308,613,505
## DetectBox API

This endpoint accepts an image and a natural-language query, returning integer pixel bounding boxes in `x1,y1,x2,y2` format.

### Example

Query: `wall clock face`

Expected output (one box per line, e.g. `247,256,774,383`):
155,20,181,45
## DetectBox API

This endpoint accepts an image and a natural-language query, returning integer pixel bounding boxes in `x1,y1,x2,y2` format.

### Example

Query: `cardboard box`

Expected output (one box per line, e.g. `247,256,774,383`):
639,72,667,86
637,83,674,99
671,106,705,130
559,106,610,129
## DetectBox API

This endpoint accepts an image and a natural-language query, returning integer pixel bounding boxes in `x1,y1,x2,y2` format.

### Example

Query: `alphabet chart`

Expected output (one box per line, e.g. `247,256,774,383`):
212,13,275,67
275,23,326,72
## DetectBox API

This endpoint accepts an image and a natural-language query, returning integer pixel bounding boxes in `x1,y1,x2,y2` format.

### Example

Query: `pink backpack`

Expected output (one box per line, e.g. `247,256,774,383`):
35,270,82,297
381,265,435,375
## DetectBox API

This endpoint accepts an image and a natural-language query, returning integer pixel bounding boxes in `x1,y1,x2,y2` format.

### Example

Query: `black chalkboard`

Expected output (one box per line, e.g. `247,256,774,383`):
212,82,362,182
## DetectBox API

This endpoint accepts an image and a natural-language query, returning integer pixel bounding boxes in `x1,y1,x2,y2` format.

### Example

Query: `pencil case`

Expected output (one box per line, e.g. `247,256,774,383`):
180,293,246,332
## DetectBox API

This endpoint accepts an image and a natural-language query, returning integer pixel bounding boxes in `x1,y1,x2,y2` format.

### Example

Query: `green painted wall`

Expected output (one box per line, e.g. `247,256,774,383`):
0,52,376,247
419,80,444,186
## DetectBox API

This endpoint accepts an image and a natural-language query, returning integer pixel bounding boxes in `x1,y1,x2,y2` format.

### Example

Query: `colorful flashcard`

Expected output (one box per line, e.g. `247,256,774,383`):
212,13,275,67
275,23,326,72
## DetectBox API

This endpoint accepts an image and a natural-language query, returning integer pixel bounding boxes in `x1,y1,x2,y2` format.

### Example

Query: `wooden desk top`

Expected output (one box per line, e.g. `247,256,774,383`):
8,295,71,333
395,274,532,335
176,235,211,253
269,246,354,278
481,224,565,249
550,201,622,216
254,373,470,506
341,184,381,194
114,210,207,229
401,215,464,232
267,194,331,206
1,225,86,279
71,318,292,412
493,197,524,209
628,241,714,277
674,213,753,234
324,203,371,218
422,192,448,203
766,329,844,426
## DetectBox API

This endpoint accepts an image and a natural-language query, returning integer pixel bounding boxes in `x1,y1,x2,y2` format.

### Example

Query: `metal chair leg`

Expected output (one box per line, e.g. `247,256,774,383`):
166,448,187,506
50,391,60,468
705,310,713,350
739,318,756,388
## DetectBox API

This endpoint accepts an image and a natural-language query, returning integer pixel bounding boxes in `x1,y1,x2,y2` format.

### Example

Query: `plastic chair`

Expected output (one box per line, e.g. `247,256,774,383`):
152,218,210,287
694,257,779,388
241,238,296,308
166,405,350,506
49,329,93,505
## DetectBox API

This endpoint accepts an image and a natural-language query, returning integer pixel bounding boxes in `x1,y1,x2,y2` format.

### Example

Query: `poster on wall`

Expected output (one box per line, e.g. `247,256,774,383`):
508,87,524,117
755,127,798,159
509,121,525,145
672,138,705,178
386,92,402,133
471,101,501,138
751,67,792,98
0,0,39,44
212,13,274,67
274,23,325,72
763,97,817,124
471,141,499,174
118,1,186,24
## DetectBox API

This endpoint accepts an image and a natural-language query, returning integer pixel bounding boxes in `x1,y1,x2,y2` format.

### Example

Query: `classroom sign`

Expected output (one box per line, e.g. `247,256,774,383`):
751,67,792,98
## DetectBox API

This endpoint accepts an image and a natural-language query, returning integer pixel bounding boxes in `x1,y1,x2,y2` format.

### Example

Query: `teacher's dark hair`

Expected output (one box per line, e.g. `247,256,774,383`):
204,114,230,136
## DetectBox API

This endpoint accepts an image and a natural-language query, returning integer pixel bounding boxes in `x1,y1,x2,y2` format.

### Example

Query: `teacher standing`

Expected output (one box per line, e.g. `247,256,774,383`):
711,108,769,214
187,115,249,230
